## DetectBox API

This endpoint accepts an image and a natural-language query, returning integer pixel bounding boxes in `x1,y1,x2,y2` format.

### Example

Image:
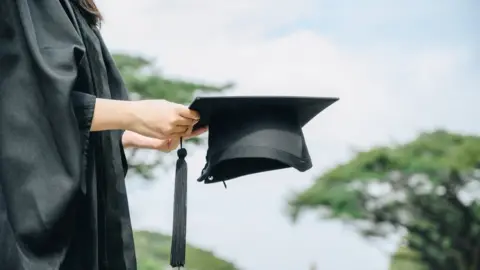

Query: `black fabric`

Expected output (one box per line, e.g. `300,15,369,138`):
71,91,97,129
189,96,338,184
0,1,135,269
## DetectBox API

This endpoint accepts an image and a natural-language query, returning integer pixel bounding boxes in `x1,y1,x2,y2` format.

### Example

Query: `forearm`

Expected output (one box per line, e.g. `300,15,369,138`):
90,98,136,131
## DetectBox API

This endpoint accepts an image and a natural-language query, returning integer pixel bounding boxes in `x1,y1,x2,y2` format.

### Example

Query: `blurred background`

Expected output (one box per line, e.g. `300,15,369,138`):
96,0,479,269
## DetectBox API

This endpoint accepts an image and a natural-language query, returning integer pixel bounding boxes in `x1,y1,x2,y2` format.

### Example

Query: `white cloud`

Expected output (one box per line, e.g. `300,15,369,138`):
96,0,478,269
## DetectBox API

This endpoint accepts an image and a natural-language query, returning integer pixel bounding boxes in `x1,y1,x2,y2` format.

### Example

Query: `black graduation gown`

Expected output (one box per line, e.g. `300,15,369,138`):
0,0,136,269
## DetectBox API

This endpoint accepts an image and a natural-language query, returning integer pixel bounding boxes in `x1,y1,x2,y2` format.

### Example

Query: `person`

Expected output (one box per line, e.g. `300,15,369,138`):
0,0,207,269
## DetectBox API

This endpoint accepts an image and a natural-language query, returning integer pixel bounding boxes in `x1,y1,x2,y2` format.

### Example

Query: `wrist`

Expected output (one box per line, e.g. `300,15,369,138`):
117,100,138,131
91,99,138,131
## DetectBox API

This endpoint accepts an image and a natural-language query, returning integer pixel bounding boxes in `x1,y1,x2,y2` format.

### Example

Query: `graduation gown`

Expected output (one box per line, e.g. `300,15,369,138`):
0,0,136,269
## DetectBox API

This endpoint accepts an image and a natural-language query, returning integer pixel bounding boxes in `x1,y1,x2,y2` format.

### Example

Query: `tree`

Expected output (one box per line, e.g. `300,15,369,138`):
134,231,239,270
287,130,480,270
113,53,233,179
389,244,427,270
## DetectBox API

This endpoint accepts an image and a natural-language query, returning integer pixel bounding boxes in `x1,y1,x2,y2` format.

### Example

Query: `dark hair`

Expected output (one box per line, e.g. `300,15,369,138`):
78,0,103,26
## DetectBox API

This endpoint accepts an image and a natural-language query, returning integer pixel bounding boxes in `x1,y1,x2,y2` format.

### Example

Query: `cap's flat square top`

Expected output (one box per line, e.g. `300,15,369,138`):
190,96,339,128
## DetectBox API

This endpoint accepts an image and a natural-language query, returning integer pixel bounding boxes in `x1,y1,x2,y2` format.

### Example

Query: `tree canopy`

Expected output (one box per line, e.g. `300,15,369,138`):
113,53,233,179
389,245,427,270
135,231,239,270
287,130,480,270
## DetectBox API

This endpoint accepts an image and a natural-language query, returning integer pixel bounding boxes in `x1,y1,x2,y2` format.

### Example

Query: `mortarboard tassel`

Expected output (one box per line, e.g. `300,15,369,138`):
170,138,188,268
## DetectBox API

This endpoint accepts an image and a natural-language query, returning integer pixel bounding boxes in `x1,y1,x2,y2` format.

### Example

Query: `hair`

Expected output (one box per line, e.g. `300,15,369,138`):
78,0,103,26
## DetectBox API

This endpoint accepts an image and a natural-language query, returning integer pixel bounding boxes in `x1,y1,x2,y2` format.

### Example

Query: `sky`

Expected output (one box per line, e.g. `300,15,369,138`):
96,1,479,269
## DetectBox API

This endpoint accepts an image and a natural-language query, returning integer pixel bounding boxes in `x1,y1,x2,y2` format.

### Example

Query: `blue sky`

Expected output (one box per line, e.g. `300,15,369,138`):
279,1,479,45
98,0,479,269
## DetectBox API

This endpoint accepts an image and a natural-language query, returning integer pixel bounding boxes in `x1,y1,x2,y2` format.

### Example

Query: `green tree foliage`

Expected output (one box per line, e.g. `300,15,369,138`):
287,130,480,270
134,231,239,270
389,245,427,270
113,53,233,179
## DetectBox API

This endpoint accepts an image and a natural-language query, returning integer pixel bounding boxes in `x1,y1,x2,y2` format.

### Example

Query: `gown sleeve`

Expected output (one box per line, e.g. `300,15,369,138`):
71,91,97,130
0,0,91,263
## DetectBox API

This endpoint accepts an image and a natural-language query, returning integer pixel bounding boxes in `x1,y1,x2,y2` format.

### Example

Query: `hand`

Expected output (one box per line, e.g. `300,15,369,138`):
126,99,200,140
122,126,209,152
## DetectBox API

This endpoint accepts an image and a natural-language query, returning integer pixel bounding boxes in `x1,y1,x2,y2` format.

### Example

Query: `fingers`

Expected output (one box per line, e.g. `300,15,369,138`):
166,104,202,137
158,138,179,153
169,127,191,138
168,126,207,140
162,127,208,152
173,117,197,126
168,125,188,134
171,104,199,126
174,126,208,140
166,138,180,151
184,125,193,137
176,105,200,120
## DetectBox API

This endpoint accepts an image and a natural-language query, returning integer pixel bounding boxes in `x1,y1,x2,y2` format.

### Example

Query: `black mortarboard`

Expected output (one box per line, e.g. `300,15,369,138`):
169,96,338,268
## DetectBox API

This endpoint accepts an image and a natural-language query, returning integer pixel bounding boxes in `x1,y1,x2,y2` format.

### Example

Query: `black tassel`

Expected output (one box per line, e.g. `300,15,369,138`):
170,138,188,268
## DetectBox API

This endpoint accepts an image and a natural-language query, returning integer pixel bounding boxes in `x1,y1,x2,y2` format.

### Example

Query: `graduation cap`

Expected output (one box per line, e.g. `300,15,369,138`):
169,96,338,268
